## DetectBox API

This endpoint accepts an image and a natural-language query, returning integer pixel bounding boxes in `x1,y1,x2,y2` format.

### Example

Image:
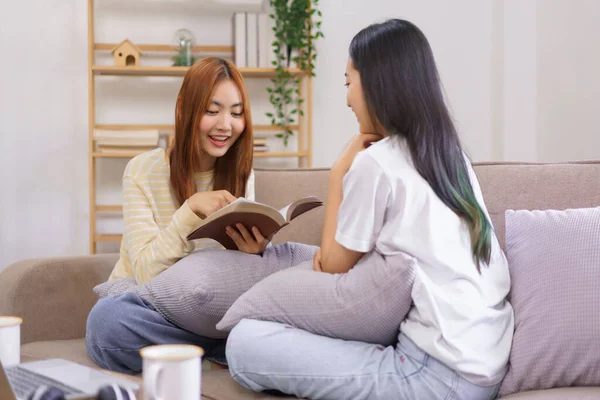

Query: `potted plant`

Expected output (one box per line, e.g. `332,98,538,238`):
266,0,323,146
172,29,196,66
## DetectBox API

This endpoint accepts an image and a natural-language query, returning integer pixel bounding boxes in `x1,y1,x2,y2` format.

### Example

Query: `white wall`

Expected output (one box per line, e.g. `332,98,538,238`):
2,0,600,269
536,0,600,162
0,1,90,269
500,0,538,161
312,0,495,167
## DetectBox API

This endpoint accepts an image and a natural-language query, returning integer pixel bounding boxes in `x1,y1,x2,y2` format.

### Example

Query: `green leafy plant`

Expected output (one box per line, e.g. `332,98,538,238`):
266,0,323,146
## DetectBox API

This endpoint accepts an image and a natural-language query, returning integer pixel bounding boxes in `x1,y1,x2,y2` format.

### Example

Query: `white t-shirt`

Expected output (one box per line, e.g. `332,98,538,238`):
335,137,514,386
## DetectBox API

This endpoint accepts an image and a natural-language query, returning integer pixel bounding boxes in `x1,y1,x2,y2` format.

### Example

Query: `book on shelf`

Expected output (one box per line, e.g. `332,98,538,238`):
257,13,269,68
253,145,269,152
93,129,160,147
93,129,159,139
187,196,323,250
233,13,246,67
96,144,157,153
93,129,159,144
253,137,267,145
246,12,258,68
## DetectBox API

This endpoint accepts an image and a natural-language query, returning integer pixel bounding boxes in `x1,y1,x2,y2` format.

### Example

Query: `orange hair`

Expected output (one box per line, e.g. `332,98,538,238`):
168,57,253,206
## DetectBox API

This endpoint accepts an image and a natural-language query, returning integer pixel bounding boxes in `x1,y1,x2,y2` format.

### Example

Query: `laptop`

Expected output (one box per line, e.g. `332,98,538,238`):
0,358,139,400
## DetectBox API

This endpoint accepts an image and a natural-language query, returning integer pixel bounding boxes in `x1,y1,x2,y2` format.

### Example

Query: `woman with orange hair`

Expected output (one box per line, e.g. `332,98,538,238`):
85,57,268,374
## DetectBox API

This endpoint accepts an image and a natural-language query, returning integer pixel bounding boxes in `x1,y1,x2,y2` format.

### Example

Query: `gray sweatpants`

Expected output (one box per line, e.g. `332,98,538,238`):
227,319,502,400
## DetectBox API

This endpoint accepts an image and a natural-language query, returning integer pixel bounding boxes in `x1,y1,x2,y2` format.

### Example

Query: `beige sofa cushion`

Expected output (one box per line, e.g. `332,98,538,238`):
21,339,96,368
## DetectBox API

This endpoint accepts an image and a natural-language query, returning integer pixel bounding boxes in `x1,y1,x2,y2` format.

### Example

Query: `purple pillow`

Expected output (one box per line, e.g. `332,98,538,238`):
499,207,600,397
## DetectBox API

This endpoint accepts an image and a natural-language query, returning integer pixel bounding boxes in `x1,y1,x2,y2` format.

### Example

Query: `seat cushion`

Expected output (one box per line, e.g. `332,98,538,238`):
499,387,600,399
21,338,97,368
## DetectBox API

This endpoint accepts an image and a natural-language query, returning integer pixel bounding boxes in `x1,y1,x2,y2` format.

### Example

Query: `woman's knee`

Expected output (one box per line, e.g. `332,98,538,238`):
86,295,145,373
226,319,268,389
87,296,124,344
226,319,288,371
227,319,276,350
86,293,149,350
86,297,118,368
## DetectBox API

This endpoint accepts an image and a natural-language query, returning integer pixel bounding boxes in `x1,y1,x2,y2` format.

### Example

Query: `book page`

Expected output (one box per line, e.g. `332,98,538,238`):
279,196,323,222
230,197,254,206
278,204,292,220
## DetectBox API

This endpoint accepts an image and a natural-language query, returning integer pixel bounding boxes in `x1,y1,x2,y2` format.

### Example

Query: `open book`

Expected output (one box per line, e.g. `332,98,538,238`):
187,196,323,250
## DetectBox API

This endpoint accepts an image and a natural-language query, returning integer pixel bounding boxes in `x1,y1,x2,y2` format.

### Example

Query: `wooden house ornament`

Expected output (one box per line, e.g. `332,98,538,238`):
111,39,141,67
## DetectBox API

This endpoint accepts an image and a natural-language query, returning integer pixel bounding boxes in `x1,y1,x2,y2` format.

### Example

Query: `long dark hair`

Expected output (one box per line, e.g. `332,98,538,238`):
349,19,492,271
168,57,253,206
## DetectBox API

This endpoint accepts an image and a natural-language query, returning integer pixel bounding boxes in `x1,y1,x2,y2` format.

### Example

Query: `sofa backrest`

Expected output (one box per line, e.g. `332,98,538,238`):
255,168,329,246
473,161,600,249
255,161,600,250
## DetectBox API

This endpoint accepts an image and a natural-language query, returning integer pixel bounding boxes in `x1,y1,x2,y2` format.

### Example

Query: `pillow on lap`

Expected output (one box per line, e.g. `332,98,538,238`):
217,250,416,345
93,242,317,339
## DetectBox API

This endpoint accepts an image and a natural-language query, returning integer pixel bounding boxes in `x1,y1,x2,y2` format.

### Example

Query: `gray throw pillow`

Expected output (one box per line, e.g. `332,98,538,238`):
499,207,600,397
217,251,416,345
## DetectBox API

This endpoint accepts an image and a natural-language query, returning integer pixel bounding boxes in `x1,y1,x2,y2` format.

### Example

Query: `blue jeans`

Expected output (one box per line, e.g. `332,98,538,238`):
85,292,225,374
227,319,502,400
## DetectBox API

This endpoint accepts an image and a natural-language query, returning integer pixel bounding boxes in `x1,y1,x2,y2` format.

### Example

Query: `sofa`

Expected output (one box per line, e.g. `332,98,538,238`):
2,162,600,400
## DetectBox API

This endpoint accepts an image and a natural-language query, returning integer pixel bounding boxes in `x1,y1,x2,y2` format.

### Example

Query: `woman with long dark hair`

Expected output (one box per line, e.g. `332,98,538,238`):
226,20,513,399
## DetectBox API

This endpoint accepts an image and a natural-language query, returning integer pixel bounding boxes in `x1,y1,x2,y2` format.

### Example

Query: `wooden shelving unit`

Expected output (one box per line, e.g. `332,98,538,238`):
87,0,313,254
95,234,124,243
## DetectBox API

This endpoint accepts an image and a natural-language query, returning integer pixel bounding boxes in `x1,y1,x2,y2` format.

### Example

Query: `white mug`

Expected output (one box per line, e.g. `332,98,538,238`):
0,316,22,366
140,344,203,400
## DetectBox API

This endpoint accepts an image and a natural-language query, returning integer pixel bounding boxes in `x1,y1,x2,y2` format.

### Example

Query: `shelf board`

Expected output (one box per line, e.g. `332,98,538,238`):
96,205,122,212
254,151,309,158
253,125,300,132
93,151,144,158
94,0,264,14
95,124,174,131
94,124,300,132
95,43,233,54
92,65,306,78
95,234,122,243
